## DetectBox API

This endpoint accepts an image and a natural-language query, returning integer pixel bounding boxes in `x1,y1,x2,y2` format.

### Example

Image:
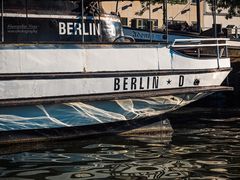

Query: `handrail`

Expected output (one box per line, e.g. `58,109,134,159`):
173,38,230,42
170,38,230,70
171,44,229,48
171,38,230,48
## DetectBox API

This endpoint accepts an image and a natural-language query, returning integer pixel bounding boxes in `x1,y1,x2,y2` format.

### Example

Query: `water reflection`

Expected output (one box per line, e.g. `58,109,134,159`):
0,107,240,179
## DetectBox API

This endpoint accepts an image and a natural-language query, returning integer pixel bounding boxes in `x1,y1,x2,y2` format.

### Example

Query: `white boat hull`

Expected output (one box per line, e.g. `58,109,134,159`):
0,42,232,143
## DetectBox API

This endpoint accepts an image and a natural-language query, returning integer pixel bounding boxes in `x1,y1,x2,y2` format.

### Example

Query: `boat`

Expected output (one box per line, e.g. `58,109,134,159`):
0,0,232,144
123,27,195,43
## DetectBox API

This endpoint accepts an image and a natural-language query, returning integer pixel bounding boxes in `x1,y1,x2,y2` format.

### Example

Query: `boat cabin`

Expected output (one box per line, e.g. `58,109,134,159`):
0,0,229,60
0,0,134,43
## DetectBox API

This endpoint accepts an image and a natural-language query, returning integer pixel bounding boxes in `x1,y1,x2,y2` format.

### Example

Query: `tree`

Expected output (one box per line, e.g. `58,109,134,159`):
206,0,240,19
137,0,188,14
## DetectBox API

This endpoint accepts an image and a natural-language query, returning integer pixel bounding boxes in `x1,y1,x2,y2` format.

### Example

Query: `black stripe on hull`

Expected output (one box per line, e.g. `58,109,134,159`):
0,68,232,80
0,86,233,107
0,116,168,146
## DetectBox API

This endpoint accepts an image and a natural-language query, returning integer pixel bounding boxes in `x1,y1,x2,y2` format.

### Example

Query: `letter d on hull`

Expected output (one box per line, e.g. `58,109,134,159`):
179,75,184,87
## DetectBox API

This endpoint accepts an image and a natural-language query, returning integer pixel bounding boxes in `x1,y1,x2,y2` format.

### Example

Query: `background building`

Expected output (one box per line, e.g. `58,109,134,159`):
203,1,240,30
102,0,240,35
102,0,200,32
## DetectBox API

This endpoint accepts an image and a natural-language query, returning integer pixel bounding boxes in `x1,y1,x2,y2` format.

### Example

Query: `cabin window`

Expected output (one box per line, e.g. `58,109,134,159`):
131,18,158,31
132,19,145,30
150,19,158,31
137,19,145,29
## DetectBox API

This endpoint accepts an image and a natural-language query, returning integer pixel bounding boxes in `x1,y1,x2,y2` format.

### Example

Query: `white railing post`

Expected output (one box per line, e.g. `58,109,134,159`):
81,0,84,43
226,45,229,58
216,39,220,69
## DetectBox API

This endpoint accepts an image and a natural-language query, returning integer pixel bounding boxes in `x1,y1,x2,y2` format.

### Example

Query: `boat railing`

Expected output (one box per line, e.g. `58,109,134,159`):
171,38,229,47
171,38,230,68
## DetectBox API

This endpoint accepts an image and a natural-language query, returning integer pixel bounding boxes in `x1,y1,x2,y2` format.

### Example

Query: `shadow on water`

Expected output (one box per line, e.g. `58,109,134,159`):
0,107,240,179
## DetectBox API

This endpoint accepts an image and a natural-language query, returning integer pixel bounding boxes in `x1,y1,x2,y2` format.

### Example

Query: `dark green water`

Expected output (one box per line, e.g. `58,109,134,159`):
0,107,240,179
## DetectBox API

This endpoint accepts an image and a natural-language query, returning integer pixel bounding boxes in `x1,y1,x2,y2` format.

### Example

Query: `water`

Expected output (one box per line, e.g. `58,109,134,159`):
0,106,240,179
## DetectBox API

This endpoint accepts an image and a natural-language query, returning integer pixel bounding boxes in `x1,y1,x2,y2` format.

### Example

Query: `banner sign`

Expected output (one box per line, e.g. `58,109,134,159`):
3,17,102,43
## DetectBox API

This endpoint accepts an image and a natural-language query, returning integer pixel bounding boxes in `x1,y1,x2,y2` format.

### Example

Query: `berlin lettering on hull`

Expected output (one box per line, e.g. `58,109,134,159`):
3,17,102,42
59,22,101,36
113,76,185,91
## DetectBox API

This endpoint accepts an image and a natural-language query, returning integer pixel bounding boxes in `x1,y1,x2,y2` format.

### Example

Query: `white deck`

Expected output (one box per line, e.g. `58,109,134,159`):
0,43,230,74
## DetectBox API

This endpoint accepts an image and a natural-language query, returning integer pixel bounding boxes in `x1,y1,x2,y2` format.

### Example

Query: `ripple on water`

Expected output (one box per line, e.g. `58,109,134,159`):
0,108,240,179
210,168,228,173
17,170,50,176
196,160,228,165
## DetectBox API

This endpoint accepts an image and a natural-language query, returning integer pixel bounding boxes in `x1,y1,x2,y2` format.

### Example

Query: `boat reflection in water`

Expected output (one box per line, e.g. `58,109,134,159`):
1,107,240,179
0,119,191,179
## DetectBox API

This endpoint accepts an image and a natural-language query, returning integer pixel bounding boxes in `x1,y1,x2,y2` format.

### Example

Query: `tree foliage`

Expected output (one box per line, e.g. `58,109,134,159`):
136,0,187,16
206,0,240,19
140,0,240,19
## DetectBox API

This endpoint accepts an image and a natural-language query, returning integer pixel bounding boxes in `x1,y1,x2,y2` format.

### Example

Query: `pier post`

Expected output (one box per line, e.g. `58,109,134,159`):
163,0,168,43
212,0,217,38
196,0,201,33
